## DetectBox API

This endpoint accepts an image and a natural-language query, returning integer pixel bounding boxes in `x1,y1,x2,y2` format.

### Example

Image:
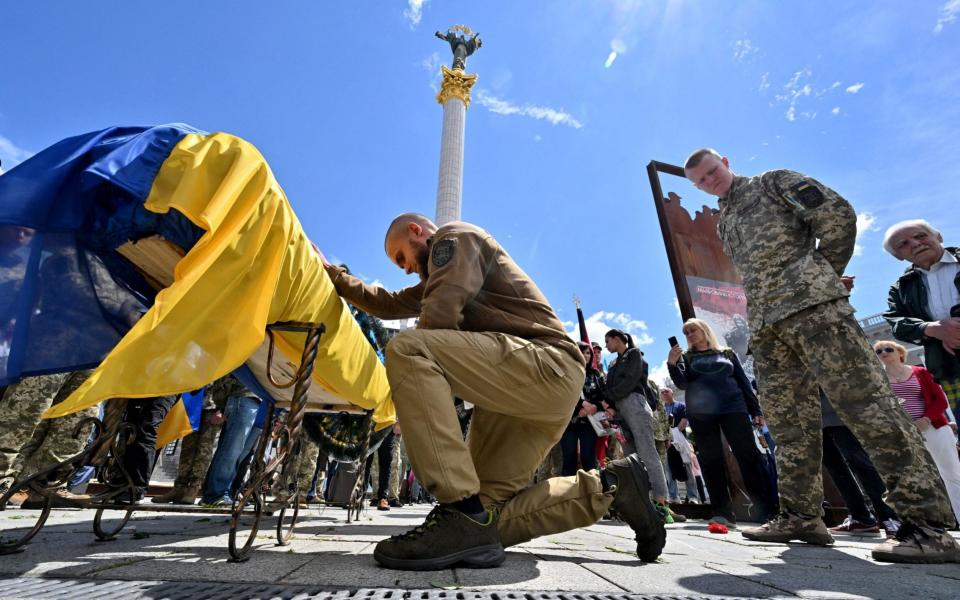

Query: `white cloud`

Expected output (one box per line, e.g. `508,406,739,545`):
565,310,654,360
853,211,879,257
0,135,33,171
758,72,770,93
420,51,442,91
648,359,671,389
403,0,428,28
475,90,584,129
533,134,542,142
934,0,960,33
831,107,841,115
772,69,842,121
732,39,758,62
604,38,627,69
845,82,865,94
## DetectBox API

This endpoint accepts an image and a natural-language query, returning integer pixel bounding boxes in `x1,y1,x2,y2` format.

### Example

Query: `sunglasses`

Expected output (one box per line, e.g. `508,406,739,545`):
875,347,896,355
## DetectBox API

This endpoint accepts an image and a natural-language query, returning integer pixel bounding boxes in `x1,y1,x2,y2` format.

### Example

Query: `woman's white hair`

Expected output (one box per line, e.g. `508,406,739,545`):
882,219,941,255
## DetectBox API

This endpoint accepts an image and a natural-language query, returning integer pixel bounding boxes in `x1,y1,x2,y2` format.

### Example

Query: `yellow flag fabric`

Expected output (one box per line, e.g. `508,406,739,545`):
44,132,394,427
155,397,194,448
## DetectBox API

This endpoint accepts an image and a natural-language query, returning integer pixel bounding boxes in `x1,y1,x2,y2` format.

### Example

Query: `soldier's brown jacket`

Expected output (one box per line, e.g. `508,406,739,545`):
718,169,856,333
324,221,583,365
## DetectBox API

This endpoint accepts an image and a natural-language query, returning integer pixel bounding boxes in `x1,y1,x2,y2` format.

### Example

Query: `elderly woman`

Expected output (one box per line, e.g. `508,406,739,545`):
667,318,777,527
876,340,960,523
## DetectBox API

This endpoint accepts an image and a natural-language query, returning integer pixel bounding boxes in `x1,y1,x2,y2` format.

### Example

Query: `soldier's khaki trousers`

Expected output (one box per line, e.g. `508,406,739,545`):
385,329,613,546
753,299,954,525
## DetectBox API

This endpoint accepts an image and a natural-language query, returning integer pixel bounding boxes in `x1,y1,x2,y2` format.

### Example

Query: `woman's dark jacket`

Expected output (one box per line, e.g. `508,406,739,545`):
572,368,605,422
603,347,655,408
667,348,762,418
884,246,960,383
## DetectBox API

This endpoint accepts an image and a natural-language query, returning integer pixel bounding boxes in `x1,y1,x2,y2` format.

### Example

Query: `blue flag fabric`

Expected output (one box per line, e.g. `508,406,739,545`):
0,125,201,384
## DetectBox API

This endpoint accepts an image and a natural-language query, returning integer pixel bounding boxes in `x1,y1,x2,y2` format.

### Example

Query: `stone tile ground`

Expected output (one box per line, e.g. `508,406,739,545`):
2,504,959,599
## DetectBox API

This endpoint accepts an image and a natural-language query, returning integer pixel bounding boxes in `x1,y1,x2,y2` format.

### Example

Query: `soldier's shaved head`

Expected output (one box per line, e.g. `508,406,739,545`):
384,213,437,250
383,213,438,277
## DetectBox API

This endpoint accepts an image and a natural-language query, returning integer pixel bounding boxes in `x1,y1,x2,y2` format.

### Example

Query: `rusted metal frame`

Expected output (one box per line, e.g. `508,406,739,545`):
647,160,696,321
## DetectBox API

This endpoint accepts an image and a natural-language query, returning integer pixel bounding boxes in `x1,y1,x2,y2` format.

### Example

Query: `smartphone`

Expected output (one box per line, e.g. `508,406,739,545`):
668,336,679,348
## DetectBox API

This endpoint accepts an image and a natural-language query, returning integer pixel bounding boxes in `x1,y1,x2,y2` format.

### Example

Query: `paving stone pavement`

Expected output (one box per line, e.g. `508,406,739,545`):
1,503,959,599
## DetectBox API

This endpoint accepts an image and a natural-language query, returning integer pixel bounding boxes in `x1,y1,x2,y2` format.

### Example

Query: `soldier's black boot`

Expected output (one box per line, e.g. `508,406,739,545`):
373,505,505,570
604,454,667,562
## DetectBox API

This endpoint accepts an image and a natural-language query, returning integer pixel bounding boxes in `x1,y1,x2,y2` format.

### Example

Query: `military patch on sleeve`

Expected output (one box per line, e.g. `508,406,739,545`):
790,180,826,209
431,239,457,268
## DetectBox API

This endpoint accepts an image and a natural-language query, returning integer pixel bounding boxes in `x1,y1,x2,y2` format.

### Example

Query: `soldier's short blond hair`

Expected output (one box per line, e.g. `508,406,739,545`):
684,148,723,171
874,340,908,363
882,219,942,255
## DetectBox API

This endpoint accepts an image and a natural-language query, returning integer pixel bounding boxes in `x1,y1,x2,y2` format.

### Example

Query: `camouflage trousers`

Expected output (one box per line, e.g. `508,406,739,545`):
173,411,224,491
296,434,321,494
753,299,954,525
0,370,98,482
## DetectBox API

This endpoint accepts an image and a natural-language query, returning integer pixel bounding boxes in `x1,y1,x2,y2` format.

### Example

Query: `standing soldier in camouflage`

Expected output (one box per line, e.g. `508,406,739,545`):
321,213,666,570
684,148,959,563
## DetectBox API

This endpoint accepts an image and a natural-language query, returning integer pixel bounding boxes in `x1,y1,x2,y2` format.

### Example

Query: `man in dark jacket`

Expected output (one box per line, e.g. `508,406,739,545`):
883,219,960,412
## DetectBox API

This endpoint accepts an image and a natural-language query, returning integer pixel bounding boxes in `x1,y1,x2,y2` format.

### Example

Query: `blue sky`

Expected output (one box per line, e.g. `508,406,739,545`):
2,1,958,384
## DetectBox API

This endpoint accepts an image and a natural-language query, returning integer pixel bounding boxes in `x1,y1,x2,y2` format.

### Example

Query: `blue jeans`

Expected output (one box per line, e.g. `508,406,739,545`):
201,396,260,503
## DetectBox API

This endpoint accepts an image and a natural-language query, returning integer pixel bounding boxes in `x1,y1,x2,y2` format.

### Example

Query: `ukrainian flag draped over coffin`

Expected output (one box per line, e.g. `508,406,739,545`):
0,125,393,429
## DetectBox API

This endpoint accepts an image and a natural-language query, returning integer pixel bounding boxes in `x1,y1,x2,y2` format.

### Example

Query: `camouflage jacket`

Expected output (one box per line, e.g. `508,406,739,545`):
718,170,856,333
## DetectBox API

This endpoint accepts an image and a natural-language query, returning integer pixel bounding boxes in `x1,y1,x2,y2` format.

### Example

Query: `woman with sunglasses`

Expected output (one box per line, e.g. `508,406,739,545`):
667,318,777,527
559,342,605,476
876,340,960,523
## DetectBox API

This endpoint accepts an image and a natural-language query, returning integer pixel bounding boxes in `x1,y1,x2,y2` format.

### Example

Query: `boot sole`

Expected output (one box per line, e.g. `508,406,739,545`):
614,455,667,562
872,548,960,564
374,543,506,571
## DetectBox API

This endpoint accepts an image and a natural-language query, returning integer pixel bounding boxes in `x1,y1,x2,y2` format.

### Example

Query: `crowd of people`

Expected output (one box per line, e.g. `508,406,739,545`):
0,146,957,570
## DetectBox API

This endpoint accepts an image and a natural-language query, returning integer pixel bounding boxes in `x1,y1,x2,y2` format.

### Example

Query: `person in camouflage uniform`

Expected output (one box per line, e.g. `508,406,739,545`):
0,370,98,506
684,148,960,564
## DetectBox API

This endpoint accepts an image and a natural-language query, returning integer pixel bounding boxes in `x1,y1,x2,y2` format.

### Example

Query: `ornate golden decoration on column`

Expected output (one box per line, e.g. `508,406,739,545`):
436,65,478,108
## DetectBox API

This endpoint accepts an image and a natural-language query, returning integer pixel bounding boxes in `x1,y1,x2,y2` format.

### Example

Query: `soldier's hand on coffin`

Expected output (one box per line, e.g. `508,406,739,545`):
667,345,682,365
840,275,855,291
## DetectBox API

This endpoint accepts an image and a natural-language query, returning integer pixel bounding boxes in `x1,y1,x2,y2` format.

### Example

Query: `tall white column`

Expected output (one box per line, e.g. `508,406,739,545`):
436,98,466,225
434,65,477,226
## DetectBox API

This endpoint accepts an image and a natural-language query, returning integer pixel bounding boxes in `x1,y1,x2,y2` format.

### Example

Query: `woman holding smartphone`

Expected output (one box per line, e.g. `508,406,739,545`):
667,318,777,527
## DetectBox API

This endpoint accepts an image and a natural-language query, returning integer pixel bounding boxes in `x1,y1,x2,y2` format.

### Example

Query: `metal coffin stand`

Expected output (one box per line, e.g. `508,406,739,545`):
0,320,376,562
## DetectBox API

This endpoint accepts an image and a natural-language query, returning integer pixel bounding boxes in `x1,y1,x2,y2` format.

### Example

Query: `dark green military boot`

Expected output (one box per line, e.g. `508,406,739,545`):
373,505,505,570
605,454,667,562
